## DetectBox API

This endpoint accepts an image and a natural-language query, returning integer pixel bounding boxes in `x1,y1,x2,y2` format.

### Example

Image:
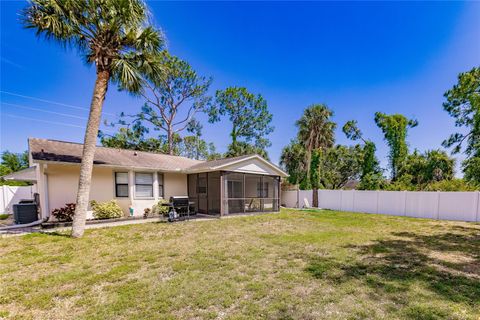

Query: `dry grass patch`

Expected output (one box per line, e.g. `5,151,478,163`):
0,209,479,319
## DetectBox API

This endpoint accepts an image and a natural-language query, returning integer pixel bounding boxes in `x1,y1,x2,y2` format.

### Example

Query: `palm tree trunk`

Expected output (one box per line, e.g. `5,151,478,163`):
312,187,318,207
71,69,110,238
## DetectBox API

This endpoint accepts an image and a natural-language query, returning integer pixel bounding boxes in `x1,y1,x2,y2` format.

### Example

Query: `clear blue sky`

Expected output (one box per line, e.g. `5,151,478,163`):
1,1,479,173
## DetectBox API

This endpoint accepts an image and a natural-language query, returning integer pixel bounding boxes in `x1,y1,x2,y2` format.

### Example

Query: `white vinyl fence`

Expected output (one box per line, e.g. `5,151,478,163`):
0,185,35,215
281,189,480,222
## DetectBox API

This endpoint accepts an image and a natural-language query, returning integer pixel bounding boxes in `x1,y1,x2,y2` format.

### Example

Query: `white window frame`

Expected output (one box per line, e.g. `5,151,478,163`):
134,172,154,199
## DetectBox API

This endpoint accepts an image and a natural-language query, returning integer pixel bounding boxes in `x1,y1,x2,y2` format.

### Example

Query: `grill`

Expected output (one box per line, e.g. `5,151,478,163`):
165,196,194,222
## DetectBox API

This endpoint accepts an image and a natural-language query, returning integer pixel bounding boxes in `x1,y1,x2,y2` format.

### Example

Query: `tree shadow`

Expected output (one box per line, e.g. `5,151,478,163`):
305,228,480,308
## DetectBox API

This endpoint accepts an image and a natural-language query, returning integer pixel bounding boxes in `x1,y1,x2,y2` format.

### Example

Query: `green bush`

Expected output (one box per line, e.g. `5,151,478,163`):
90,200,124,220
152,199,169,216
0,213,9,220
51,203,76,222
423,179,479,191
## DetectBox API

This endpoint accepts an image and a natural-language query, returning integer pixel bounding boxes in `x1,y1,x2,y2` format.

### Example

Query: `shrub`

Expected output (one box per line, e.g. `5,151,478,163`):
152,199,169,216
424,179,479,191
0,213,9,220
90,200,124,220
52,203,76,222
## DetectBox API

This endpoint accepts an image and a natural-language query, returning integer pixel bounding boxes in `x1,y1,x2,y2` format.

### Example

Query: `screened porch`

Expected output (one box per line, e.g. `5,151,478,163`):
188,171,280,215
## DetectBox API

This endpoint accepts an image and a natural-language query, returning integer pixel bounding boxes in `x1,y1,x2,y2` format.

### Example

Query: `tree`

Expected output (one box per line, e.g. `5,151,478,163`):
374,112,418,180
460,157,480,186
124,51,212,155
317,145,362,190
23,0,164,238
210,87,274,158
342,120,381,188
177,119,219,160
295,104,336,206
0,151,29,174
398,149,455,186
99,122,169,153
280,140,307,186
442,67,480,184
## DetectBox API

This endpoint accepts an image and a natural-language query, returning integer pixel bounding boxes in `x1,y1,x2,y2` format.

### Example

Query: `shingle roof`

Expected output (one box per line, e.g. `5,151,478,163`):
1,166,37,182
29,138,203,171
28,138,288,176
187,154,253,171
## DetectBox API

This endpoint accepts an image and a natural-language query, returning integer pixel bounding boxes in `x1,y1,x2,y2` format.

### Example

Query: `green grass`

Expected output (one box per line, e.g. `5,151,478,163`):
0,209,479,319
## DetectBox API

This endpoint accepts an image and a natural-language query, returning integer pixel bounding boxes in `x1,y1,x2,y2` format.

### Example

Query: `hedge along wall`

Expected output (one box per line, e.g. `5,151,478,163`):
281,189,480,222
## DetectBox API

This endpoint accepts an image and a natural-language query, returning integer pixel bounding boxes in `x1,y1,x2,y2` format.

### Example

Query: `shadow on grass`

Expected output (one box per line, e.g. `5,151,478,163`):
306,228,480,309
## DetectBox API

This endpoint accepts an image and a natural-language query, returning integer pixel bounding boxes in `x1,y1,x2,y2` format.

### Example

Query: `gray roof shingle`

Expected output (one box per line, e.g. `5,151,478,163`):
29,138,203,171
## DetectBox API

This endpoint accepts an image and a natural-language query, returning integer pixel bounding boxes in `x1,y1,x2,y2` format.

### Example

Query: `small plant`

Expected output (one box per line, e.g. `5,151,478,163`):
152,199,169,216
90,200,124,220
51,203,76,222
0,213,9,220
143,208,151,218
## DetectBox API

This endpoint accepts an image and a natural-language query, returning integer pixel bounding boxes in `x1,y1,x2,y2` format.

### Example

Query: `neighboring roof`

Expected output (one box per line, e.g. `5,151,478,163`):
188,154,288,177
29,138,203,171
28,138,288,177
1,166,37,182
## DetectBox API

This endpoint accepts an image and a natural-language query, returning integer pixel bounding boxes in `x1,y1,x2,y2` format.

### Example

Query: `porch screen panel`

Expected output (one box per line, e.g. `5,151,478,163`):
263,176,279,212
208,172,221,214
245,174,262,212
224,173,244,214
188,174,198,212
198,173,208,213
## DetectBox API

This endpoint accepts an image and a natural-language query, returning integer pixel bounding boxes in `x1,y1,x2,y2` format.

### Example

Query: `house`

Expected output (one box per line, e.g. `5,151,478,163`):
12,138,287,220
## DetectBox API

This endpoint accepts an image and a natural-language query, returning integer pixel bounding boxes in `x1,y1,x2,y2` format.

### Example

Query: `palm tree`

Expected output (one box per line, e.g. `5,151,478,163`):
23,0,164,238
296,104,336,207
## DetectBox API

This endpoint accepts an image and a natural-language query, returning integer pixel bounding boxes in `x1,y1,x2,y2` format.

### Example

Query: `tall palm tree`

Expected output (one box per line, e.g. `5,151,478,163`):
296,104,336,206
23,0,164,238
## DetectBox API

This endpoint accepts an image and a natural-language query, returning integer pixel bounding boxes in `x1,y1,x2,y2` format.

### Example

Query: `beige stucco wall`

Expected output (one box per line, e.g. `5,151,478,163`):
45,164,131,218
164,172,188,199
44,164,189,219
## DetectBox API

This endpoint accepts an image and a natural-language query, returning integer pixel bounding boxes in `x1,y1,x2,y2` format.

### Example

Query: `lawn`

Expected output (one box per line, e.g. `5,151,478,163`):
0,209,479,320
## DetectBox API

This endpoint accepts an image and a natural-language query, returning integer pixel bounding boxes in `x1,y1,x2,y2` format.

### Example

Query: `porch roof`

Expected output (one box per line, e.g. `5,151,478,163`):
1,166,37,182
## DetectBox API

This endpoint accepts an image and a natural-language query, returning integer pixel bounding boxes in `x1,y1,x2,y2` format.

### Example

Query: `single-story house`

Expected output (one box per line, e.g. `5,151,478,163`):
11,138,287,220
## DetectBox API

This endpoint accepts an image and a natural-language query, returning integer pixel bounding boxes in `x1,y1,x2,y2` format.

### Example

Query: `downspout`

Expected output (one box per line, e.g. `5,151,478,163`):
0,218,48,231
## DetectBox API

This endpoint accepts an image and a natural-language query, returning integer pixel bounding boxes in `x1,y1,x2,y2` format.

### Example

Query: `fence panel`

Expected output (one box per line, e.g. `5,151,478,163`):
281,189,480,222
353,191,378,213
298,190,313,208
438,192,478,221
405,192,438,219
318,190,342,210
0,186,34,214
340,190,355,212
378,191,406,216
281,191,298,208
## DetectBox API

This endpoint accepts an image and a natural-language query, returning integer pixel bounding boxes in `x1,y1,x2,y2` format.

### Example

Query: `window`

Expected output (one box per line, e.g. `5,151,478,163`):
158,173,164,198
135,172,153,198
115,172,129,197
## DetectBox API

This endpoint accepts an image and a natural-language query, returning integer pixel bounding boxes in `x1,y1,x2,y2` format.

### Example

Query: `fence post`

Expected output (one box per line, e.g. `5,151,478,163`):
403,191,408,216
376,190,380,214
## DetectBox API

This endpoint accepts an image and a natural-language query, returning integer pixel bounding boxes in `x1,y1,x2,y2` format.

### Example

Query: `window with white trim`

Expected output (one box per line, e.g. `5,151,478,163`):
115,172,129,197
135,172,153,198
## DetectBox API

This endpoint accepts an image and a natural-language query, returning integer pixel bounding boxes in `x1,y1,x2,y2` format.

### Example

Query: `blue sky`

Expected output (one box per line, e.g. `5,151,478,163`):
1,1,479,174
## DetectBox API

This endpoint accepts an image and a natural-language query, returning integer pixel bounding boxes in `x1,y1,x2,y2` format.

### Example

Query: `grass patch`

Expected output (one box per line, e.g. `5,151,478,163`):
0,209,479,319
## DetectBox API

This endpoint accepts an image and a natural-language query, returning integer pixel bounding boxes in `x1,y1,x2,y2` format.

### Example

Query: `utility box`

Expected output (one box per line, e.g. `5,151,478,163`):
13,204,38,224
